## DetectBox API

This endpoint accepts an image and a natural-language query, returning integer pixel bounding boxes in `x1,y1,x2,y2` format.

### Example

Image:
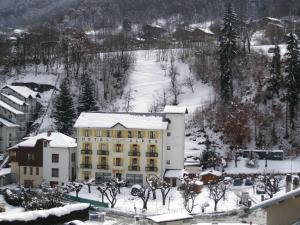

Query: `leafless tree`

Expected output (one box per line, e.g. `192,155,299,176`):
168,52,182,105
123,88,135,112
263,175,282,198
181,176,200,213
131,185,152,210
183,73,195,93
159,180,172,206
97,182,118,208
146,175,160,200
208,180,228,211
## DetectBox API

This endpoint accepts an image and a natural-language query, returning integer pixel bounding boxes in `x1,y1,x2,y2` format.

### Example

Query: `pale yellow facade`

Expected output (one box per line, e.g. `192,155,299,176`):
76,124,164,184
10,161,43,187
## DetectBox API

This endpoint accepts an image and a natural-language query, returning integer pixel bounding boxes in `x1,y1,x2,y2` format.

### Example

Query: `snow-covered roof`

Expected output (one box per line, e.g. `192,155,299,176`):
1,93,28,106
4,85,39,99
74,113,168,130
163,105,188,114
164,169,184,178
0,117,19,127
200,170,222,177
11,132,77,149
250,187,300,212
0,168,11,177
0,100,24,115
147,213,193,223
265,17,281,22
0,203,89,222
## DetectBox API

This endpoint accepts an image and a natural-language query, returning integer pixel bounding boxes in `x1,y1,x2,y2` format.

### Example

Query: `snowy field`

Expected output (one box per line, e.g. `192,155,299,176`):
69,185,239,215
115,50,214,113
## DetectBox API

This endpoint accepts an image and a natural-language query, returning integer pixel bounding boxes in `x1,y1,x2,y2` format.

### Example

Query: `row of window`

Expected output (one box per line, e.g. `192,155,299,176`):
82,144,161,152
83,130,166,139
23,166,59,178
51,153,76,163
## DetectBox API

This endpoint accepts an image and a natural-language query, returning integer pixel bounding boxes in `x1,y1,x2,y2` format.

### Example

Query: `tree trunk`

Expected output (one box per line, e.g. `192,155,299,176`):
143,200,148,209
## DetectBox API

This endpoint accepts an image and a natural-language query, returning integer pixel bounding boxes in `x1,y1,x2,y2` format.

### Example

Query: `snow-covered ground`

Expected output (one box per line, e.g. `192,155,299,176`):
69,185,239,215
115,50,214,113
226,157,300,174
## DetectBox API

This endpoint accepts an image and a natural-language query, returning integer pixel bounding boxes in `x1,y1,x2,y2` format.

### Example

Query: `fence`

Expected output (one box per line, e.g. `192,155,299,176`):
64,194,109,208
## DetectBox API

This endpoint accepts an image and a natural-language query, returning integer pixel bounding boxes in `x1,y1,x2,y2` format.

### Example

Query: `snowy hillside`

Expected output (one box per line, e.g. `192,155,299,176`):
115,50,214,113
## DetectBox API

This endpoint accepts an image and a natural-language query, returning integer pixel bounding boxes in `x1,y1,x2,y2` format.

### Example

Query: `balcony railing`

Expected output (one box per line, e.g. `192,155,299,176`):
146,152,158,157
128,151,141,156
97,164,109,170
81,149,92,155
145,166,158,172
80,164,92,169
97,150,109,156
128,166,140,171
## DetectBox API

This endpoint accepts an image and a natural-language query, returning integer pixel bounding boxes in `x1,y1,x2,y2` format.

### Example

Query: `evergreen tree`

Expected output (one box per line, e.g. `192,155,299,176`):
219,5,238,101
78,74,98,114
284,33,300,128
53,78,76,135
269,45,281,97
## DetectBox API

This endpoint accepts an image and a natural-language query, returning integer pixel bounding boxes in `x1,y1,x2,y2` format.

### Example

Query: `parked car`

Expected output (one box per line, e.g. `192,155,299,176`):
245,178,253,186
233,178,243,186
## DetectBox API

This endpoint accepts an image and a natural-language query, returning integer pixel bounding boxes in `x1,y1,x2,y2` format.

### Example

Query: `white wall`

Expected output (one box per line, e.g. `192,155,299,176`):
43,144,76,185
163,113,185,171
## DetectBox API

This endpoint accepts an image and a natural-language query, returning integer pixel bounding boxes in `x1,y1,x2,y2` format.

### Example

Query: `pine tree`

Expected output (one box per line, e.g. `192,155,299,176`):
269,45,281,97
219,5,238,101
78,74,98,114
53,78,76,135
284,33,300,129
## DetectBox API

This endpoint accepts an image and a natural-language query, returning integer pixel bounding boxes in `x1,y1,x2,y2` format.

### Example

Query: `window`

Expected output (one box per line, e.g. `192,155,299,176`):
71,153,76,162
27,153,35,160
30,167,33,175
97,129,101,137
84,129,89,137
44,141,48,148
101,144,107,151
117,131,122,138
36,167,39,175
166,160,171,165
132,144,138,152
84,156,90,164
132,158,138,166
138,131,143,138
149,159,155,167
106,130,110,137
116,144,122,152
167,146,171,150
84,171,89,180
149,131,155,139
23,167,27,175
52,154,59,163
150,145,155,152
128,131,132,138
52,168,59,177
101,157,106,165
115,158,122,166
167,132,171,136
9,133,12,141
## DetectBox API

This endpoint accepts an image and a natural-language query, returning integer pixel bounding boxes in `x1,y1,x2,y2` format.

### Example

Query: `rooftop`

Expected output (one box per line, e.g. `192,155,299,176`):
1,93,28,106
250,187,300,212
4,85,39,99
10,132,77,149
0,100,24,115
147,212,193,223
163,105,188,114
0,117,19,127
74,112,168,130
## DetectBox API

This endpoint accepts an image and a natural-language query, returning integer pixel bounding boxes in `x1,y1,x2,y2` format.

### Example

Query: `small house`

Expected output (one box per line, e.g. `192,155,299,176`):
200,170,222,185
147,213,193,225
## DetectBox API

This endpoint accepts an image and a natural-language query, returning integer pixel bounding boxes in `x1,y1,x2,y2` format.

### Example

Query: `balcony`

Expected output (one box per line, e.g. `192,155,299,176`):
97,150,109,156
128,151,140,156
97,164,109,170
146,152,158,157
81,149,92,155
128,166,140,171
80,164,92,169
145,166,158,172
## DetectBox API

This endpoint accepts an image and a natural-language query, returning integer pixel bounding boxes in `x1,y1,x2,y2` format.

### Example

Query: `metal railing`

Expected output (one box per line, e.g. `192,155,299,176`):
97,150,109,156
81,149,92,155
97,164,109,170
128,166,140,171
145,166,158,172
146,152,158,157
80,164,92,169
128,151,141,156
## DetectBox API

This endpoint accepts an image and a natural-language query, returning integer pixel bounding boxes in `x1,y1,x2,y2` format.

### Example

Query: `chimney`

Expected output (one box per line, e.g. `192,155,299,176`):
47,130,52,137
286,174,292,193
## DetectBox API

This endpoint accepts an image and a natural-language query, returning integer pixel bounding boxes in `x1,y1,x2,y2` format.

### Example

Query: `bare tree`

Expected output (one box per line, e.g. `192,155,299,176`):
146,175,159,200
74,184,83,198
208,180,228,211
131,185,152,210
183,73,195,93
263,175,282,198
159,180,171,206
97,182,118,208
168,52,182,105
181,177,200,213
123,88,135,112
